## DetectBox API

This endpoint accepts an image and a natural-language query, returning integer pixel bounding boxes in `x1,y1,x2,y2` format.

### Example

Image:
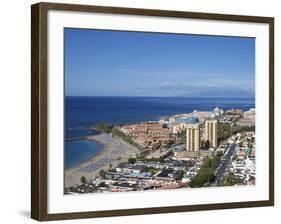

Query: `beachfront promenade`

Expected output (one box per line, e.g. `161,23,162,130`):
65,133,140,187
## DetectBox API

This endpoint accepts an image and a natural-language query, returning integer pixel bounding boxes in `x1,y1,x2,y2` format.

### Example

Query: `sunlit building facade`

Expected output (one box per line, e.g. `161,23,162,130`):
205,120,218,148
186,123,200,151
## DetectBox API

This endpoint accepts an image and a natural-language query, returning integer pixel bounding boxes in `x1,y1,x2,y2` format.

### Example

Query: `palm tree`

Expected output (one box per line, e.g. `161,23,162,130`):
80,176,87,184
99,169,106,179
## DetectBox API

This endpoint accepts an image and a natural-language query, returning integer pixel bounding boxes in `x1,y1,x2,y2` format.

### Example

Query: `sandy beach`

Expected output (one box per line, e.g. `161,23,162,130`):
65,133,140,188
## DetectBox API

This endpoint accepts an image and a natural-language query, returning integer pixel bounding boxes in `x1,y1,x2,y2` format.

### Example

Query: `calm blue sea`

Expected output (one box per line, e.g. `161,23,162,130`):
65,96,255,168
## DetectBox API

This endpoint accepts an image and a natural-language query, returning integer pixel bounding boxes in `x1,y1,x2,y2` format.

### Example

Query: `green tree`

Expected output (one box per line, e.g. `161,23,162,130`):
215,150,223,157
217,123,232,142
80,176,87,184
251,137,255,143
95,123,113,133
189,155,221,188
112,127,140,147
159,157,165,163
128,157,136,164
99,169,106,179
98,181,106,188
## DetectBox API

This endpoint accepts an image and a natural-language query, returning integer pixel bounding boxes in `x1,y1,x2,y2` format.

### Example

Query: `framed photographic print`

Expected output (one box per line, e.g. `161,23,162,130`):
31,2,274,221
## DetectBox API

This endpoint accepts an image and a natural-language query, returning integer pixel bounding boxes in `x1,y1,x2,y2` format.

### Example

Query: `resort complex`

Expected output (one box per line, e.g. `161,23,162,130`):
65,107,256,194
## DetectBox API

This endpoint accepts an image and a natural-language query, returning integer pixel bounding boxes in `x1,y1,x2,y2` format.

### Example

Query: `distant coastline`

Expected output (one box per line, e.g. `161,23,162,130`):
65,95,255,99
65,96,255,137
65,96,255,170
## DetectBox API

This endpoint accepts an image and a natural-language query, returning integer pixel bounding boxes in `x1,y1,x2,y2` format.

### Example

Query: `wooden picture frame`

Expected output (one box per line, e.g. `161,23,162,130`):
31,2,274,221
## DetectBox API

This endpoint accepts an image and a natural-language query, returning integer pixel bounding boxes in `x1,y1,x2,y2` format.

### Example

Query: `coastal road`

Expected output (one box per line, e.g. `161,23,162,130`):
212,144,237,186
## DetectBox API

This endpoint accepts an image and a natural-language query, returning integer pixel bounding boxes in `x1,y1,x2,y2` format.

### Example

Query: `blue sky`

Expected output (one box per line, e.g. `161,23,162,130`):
65,28,255,98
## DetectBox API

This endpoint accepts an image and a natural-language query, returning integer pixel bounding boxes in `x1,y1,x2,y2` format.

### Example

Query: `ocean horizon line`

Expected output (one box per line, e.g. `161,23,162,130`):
65,95,255,99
